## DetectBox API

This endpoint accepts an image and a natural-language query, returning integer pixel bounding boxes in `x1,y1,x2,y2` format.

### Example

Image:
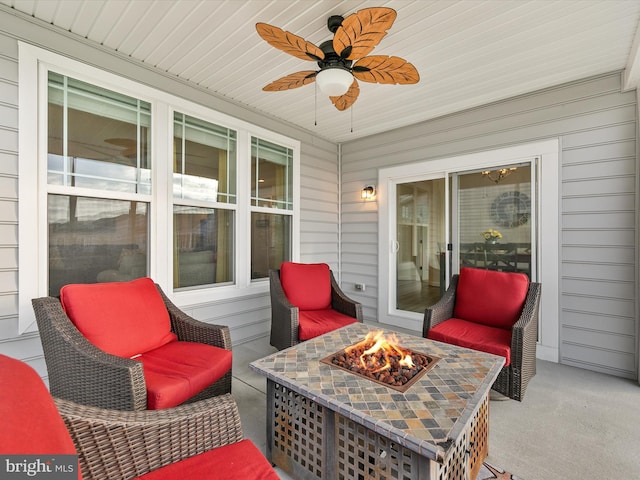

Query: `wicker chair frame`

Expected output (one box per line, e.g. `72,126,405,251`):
269,268,363,351
423,274,541,401
32,283,232,411
56,393,244,480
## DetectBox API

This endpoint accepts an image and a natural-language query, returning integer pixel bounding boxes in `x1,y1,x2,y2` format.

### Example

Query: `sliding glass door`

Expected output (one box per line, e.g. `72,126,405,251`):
453,163,536,279
379,152,540,332
395,179,446,313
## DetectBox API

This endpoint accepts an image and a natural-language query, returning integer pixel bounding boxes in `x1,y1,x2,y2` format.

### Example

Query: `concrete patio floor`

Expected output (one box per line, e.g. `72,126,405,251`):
232,328,640,480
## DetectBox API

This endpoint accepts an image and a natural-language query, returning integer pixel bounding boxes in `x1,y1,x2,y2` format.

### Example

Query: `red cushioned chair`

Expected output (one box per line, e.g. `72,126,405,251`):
0,354,279,480
32,277,232,410
269,262,363,350
423,267,541,401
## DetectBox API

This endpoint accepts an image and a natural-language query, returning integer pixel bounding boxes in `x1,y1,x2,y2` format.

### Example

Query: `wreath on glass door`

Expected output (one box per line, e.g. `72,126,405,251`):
490,191,530,228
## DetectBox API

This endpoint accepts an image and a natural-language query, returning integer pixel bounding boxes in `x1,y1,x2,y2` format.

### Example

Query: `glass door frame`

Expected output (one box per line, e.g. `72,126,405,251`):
379,171,450,329
378,140,559,365
450,160,538,280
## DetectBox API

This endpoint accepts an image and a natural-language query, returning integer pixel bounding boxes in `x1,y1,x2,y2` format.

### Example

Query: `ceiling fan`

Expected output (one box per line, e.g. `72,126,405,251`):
256,7,419,111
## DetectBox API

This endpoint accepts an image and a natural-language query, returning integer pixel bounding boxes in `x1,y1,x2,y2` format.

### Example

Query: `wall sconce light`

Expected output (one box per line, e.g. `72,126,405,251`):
361,185,376,200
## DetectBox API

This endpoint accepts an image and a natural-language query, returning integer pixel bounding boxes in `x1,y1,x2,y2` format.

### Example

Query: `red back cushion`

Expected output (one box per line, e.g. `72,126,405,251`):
0,355,78,456
60,278,177,358
453,268,529,329
280,262,332,311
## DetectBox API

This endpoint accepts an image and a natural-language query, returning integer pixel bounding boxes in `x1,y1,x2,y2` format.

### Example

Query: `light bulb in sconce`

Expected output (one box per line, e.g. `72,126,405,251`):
315,68,353,97
361,185,376,200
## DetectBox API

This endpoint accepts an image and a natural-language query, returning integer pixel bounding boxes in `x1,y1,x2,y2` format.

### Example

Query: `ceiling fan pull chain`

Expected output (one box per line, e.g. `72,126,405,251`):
314,82,318,126
350,104,353,133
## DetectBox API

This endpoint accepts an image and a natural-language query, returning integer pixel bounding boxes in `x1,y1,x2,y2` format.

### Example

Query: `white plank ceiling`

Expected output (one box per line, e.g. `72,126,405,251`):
2,0,639,143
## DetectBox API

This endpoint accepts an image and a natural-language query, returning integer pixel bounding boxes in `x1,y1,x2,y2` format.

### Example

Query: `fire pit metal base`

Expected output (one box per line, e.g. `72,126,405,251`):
250,324,504,480
267,379,489,480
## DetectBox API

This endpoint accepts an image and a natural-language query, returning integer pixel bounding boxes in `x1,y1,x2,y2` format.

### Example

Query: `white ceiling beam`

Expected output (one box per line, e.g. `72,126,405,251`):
623,16,640,91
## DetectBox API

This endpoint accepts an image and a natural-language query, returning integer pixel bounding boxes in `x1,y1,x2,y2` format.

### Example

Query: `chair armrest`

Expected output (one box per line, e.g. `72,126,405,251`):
155,285,232,352
510,281,541,370
32,297,147,411
422,274,459,338
269,269,299,350
56,393,244,480
329,271,363,321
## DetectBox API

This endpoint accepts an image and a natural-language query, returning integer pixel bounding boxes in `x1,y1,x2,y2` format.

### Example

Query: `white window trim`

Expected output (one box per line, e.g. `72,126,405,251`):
18,42,300,333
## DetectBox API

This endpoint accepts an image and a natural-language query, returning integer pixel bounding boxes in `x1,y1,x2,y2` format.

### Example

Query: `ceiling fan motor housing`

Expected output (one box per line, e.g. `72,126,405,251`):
318,40,352,72
327,15,344,33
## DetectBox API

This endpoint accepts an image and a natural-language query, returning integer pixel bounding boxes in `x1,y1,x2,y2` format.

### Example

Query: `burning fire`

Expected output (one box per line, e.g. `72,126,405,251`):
345,330,415,373
322,330,439,392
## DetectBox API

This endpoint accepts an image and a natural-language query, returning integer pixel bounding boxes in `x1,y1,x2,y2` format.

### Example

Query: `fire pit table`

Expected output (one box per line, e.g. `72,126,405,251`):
249,323,504,480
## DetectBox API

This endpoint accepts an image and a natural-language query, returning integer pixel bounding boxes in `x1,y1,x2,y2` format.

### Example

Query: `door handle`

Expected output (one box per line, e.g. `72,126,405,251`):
391,240,399,253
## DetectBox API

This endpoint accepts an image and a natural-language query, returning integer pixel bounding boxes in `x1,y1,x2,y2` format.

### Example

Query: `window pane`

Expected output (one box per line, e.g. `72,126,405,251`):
251,137,292,209
48,194,148,296
458,165,532,277
48,72,151,194
174,113,237,203
396,179,446,314
174,206,234,288
251,212,291,279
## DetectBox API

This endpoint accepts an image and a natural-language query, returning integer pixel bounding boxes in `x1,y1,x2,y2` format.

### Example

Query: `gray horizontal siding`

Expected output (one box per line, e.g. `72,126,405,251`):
0,26,23,362
341,71,637,379
299,140,339,266
0,11,339,374
181,293,273,345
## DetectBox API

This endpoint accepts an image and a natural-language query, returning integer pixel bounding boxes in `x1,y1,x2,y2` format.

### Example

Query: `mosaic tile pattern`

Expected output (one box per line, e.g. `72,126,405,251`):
250,323,504,461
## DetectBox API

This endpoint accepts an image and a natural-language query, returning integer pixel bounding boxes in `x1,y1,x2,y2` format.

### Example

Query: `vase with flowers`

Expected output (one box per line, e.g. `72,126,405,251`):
481,228,502,245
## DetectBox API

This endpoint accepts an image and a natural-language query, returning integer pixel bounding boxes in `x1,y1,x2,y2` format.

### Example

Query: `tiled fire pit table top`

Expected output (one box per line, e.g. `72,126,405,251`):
250,323,505,466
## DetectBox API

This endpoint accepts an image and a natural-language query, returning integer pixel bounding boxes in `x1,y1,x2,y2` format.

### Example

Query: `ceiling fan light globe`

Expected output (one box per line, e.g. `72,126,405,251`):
316,68,352,96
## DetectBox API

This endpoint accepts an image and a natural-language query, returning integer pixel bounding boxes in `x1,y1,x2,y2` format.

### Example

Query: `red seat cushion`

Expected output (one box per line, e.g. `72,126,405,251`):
61,278,177,358
280,262,332,310
133,439,279,480
428,318,512,366
0,354,83,479
453,268,529,329
298,309,359,341
139,341,232,410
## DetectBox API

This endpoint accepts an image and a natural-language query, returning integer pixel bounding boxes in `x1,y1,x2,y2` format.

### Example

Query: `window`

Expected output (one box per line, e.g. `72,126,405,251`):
47,72,151,194
250,137,293,279
173,113,237,288
18,43,299,333
49,195,149,294
46,73,151,296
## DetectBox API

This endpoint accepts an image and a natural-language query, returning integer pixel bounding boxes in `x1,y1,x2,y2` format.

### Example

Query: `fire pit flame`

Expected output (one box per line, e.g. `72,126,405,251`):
346,330,416,373
400,354,415,369
321,330,441,392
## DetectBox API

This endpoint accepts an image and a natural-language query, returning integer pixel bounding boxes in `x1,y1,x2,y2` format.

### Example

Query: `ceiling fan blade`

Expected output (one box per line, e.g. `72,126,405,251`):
263,71,317,91
256,23,324,62
352,56,420,84
329,79,360,111
333,7,396,60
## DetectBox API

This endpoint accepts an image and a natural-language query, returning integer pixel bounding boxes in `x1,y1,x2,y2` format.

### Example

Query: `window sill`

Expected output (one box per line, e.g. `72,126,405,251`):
172,279,270,309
